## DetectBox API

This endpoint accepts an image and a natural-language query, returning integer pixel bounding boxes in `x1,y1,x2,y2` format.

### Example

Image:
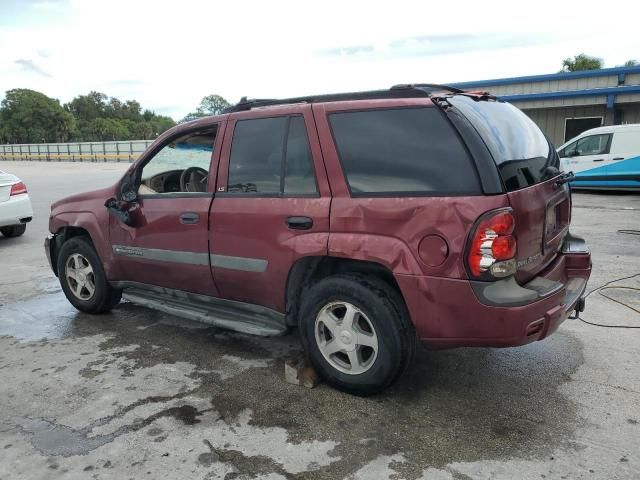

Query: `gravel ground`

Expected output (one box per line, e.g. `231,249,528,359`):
0,161,639,480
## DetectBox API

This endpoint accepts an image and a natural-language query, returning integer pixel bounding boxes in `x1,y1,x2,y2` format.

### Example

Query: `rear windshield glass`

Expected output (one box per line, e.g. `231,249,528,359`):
329,107,481,195
449,96,558,191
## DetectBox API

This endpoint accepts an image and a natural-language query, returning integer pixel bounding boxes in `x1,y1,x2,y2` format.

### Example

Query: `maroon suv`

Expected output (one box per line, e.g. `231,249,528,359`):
45,85,591,395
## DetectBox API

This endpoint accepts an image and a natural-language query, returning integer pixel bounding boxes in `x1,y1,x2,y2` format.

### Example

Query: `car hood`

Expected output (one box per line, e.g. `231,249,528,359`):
51,186,116,213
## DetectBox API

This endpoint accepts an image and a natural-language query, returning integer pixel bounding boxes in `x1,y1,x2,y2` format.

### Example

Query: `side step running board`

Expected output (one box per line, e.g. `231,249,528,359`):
115,282,288,337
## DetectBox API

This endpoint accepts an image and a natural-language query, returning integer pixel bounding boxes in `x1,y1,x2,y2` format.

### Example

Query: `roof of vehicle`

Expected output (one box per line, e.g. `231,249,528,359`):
167,85,492,147
559,123,640,148
223,84,468,113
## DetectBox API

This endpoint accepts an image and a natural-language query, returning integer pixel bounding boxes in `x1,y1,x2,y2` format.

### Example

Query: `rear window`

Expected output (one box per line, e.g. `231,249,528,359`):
329,107,481,195
449,96,558,191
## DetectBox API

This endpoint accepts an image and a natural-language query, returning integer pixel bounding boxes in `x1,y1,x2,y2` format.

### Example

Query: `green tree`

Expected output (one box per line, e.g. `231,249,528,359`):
63,92,176,141
0,89,75,143
181,94,231,122
91,118,129,141
561,54,603,72
623,59,638,67
65,91,108,123
1,88,176,143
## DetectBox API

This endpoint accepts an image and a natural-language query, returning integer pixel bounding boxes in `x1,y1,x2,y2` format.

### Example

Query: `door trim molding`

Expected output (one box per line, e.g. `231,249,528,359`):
210,253,268,272
112,245,268,272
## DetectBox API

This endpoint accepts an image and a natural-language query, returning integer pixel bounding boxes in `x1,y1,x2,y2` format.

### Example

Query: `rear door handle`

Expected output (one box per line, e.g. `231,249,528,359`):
592,159,604,162
613,157,625,160
286,216,313,230
180,212,199,224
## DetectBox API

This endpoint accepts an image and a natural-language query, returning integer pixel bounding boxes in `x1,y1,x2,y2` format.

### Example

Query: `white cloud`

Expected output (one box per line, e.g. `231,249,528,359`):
0,0,638,119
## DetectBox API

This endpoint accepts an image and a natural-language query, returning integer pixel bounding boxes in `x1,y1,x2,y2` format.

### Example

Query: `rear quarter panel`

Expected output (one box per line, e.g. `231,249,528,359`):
313,99,509,278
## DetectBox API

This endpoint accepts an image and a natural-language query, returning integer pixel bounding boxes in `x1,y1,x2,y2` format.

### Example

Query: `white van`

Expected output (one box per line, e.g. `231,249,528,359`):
559,124,640,173
558,124,640,190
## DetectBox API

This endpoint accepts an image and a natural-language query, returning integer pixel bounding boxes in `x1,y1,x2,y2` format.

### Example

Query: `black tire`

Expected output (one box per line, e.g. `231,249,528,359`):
298,273,416,396
1,224,26,237
57,236,122,314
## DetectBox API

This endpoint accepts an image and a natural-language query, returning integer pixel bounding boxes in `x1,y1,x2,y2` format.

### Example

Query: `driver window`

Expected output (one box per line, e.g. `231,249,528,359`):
574,134,611,157
138,127,216,195
559,141,577,158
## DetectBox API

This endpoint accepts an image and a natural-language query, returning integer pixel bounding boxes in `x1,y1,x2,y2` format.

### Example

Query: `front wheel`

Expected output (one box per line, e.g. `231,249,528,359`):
1,224,26,237
57,237,121,313
298,273,415,396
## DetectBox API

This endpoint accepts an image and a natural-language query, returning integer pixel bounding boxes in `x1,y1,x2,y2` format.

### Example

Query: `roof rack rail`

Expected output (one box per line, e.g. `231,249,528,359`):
223,84,463,113
390,83,465,94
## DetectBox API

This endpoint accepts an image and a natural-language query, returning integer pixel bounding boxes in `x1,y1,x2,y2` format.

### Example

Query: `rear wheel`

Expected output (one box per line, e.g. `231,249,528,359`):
0,224,26,237
299,273,415,396
57,237,121,313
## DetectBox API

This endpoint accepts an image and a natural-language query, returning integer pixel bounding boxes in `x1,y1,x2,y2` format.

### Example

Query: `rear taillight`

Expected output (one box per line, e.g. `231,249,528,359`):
10,181,27,196
467,209,517,280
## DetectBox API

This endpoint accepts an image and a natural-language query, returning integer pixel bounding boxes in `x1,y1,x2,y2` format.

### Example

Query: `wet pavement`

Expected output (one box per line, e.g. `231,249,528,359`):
1,161,639,479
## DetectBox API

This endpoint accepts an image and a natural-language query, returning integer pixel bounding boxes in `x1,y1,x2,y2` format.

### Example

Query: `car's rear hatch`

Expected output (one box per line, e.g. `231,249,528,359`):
449,95,569,282
507,179,570,282
0,171,16,203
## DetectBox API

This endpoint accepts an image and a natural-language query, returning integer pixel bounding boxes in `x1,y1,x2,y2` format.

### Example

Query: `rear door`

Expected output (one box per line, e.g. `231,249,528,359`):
208,105,331,312
449,96,570,282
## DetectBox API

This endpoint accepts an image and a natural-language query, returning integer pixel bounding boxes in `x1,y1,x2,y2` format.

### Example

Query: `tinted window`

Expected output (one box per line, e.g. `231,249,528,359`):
228,117,287,193
284,116,317,194
449,96,557,191
575,134,611,156
558,141,577,158
329,107,480,195
227,116,316,195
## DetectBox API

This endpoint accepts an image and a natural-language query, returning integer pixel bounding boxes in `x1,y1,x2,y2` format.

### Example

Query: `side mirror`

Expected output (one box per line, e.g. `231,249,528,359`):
119,172,138,203
105,198,139,227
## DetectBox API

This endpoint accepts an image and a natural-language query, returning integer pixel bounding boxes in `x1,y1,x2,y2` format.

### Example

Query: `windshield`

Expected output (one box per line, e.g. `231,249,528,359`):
449,95,558,191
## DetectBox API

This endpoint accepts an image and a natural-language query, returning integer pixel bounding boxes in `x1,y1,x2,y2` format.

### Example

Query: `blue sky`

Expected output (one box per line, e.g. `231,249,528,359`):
1,0,638,120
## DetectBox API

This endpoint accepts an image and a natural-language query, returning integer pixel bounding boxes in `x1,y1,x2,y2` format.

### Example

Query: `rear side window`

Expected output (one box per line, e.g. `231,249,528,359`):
329,107,481,195
449,96,557,191
227,116,317,195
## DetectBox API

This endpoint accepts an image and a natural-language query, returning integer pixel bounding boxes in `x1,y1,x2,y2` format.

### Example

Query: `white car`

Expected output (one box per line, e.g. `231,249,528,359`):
0,170,33,237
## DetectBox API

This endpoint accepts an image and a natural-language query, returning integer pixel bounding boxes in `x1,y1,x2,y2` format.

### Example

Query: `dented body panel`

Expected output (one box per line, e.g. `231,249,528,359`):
46,91,592,350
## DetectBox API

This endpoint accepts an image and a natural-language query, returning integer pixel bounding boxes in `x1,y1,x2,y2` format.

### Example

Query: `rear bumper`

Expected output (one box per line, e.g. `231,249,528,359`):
395,233,591,349
0,194,33,228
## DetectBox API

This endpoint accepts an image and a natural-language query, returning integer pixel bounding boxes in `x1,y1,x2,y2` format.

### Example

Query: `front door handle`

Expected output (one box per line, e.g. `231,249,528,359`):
286,216,313,230
180,212,199,225
613,157,625,161
592,159,604,162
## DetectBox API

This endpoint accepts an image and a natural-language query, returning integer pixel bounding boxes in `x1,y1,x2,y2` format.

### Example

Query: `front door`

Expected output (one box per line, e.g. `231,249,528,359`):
209,106,331,312
109,123,225,297
561,133,613,175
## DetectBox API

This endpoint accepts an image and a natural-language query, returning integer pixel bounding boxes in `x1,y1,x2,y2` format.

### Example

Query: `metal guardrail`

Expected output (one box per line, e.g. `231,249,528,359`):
0,140,154,163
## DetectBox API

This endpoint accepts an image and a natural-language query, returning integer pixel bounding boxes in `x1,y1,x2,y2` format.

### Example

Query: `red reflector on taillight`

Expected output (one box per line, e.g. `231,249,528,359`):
491,235,516,260
10,181,27,196
487,212,514,235
467,210,517,279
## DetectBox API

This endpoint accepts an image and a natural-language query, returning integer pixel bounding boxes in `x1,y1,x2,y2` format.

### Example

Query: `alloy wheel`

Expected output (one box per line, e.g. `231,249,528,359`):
314,301,379,375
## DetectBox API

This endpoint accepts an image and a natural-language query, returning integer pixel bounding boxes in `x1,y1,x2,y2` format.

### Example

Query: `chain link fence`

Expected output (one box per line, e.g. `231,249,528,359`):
0,140,154,163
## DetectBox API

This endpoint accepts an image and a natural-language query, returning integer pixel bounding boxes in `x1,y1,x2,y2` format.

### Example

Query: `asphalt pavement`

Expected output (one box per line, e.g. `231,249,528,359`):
0,161,639,480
